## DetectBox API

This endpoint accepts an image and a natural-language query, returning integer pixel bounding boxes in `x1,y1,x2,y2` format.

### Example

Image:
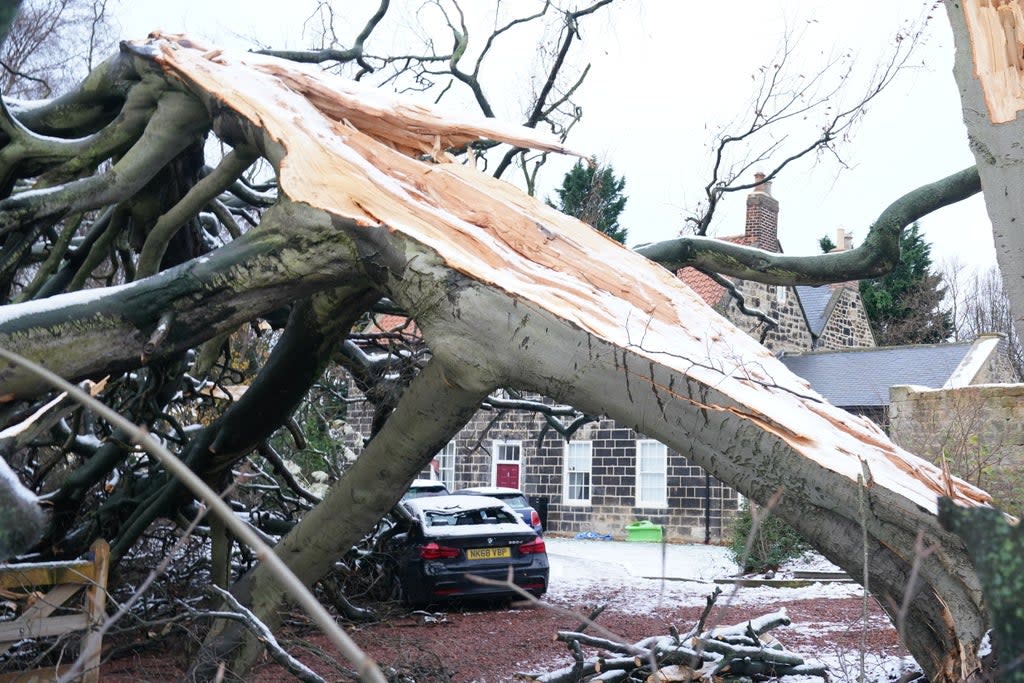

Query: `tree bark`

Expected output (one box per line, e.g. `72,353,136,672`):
945,0,1024,352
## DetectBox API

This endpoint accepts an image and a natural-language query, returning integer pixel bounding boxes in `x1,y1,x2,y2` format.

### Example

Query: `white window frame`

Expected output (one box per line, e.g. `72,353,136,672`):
436,441,456,491
635,439,668,508
490,440,523,488
563,440,593,505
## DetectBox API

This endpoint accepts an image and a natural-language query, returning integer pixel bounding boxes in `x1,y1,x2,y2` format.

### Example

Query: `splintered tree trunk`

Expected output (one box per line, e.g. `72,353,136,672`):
0,36,993,681
946,0,1024,350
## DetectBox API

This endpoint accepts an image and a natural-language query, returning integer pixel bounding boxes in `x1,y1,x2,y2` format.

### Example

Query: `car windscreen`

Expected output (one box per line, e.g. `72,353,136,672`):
495,494,529,508
424,506,519,527
402,487,448,500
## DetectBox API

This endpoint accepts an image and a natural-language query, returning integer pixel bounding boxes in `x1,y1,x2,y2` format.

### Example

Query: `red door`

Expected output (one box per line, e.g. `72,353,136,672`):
495,463,520,488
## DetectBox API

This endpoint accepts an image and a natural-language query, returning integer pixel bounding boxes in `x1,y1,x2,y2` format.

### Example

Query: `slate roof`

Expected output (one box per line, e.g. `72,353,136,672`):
779,340,977,407
794,285,835,337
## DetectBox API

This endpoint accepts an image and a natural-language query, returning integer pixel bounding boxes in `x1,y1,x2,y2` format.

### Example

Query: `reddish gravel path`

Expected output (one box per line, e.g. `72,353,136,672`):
94,592,900,682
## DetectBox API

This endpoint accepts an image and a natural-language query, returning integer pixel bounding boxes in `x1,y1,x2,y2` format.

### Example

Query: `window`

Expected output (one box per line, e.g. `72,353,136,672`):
436,442,456,491
635,440,667,507
775,286,786,305
564,440,593,504
495,441,521,462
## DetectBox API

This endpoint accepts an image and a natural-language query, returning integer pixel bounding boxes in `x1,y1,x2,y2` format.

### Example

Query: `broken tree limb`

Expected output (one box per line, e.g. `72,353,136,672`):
529,598,822,682
0,33,997,682
0,346,388,683
708,608,792,643
205,586,328,683
555,630,648,656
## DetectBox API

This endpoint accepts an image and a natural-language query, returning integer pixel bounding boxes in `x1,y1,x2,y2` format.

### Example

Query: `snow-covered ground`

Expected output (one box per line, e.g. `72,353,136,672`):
542,537,918,682
545,536,865,608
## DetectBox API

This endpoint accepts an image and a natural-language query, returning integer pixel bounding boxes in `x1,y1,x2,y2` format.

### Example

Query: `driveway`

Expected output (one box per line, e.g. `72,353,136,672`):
546,536,736,582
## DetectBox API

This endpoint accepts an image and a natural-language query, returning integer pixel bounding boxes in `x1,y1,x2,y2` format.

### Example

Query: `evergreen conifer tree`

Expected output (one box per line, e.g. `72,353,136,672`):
550,157,628,243
859,222,952,345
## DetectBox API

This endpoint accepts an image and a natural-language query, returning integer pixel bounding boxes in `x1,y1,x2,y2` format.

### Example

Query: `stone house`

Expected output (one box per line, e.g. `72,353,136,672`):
346,177,884,543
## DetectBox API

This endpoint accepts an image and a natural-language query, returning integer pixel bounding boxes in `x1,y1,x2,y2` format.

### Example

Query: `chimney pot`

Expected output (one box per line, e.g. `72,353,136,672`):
753,172,772,196
834,228,846,252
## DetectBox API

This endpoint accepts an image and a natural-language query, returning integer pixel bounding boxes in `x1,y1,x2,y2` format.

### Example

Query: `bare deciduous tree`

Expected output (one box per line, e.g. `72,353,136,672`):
0,0,113,98
944,260,1024,379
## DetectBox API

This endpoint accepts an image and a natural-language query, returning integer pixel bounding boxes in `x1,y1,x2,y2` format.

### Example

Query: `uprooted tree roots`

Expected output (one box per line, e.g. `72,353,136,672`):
520,589,827,682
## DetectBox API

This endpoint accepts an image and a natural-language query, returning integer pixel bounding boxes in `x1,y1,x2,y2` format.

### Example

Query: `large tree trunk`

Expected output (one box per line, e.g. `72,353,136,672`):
0,35,994,681
153,37,990,682
946,0,1024,349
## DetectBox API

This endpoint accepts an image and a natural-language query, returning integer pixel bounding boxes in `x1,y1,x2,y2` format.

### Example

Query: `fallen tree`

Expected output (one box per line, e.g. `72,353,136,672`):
0,1,1015,671
0,30,997,681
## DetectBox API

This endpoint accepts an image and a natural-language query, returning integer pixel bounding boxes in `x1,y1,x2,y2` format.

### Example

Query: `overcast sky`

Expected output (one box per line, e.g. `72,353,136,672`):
114,1,994,271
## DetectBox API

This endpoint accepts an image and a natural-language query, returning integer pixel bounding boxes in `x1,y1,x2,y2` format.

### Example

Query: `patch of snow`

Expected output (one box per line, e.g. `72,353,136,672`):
0,280,137,325
787,652,919,683
724,580,865,605
542,538,912,682
778,549,845,575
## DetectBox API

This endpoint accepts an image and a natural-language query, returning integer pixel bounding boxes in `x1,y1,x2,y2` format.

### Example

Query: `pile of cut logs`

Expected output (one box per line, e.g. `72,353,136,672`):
518,589,827,682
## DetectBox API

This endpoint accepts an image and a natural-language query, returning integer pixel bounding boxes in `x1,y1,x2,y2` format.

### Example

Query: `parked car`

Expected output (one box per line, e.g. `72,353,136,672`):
401,478,450,501
377,494,549,605
455,486,543,534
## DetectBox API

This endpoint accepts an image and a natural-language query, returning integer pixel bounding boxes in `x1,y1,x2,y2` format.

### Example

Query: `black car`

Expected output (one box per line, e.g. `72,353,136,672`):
378,494,549,605
455,486,543,535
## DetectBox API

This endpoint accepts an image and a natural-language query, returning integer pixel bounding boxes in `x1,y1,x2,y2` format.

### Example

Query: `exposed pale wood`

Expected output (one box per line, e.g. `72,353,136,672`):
961,0,1024,123
131,33,995,681
0,583,81,656
80,539,110,683
0,612,88,641
0,562,95,590
145,33,989,512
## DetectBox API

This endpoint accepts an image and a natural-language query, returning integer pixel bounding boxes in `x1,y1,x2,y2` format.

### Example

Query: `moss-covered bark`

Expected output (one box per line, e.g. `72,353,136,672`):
940,499,1023,682
635,166,981,284
0,200,368,400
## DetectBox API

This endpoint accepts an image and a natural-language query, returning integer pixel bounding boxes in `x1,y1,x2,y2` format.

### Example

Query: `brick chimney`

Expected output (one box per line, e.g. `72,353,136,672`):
744,172,780,252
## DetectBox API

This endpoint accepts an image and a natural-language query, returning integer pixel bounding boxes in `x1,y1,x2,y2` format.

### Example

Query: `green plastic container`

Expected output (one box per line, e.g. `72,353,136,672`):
625,520,663,542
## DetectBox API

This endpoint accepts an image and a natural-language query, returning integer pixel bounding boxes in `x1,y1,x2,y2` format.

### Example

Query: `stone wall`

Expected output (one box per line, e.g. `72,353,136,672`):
720,281,874,354
722,281,812,354
815,286,875,350
889,383,1024,512
528,419,740,543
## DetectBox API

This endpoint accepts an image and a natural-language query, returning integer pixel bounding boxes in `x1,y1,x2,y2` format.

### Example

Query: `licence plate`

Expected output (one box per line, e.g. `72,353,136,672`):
466,547,511,560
